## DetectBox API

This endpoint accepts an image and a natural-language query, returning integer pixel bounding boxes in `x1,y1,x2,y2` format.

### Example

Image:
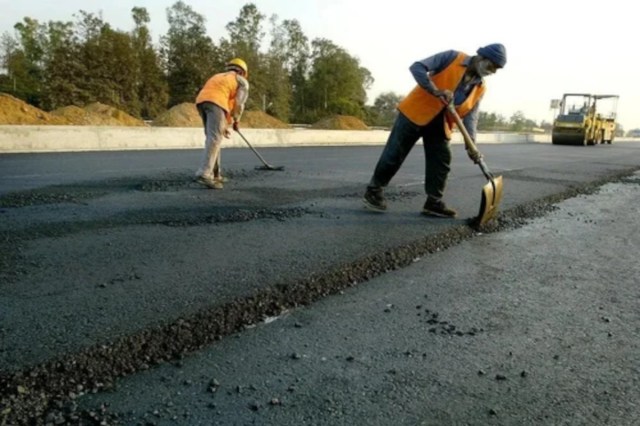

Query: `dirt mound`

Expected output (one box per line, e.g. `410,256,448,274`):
0,93,289,128
0,94,147,126
50,105,121,126
152,105,290,129
310,115,368,130
0,93,71,125
83,102,146,126
152,103,200,127
241,110,290,129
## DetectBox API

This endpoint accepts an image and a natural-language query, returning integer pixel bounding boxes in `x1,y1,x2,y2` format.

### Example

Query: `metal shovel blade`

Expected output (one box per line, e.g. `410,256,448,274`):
476,175,503,226
444,102,504,226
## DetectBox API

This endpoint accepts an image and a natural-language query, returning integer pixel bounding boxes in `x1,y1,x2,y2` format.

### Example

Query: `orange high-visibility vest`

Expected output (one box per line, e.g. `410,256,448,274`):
397,52,485,138
195,72,238,123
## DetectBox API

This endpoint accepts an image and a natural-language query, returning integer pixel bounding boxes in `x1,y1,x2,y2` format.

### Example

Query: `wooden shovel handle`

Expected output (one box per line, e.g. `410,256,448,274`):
445,103,481,160
444,102,495,180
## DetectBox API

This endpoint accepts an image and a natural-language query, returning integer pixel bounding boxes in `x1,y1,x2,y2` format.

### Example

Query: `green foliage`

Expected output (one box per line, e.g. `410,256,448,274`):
302,38,371,121
0,1,544,129
508,111,527,132
83,26,141,115
42,42,91,109
367,92,401,127
278,19,309,122
262,53,291,121
6,18,48,106
478,111,507,131
327,98,361,118
131,7,168,119
220,4,272,115
2,8,171,118
225,4,264,56
161,1,217,106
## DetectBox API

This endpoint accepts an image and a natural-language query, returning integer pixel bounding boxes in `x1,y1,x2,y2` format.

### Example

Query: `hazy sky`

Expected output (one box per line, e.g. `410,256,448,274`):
2,0,639,130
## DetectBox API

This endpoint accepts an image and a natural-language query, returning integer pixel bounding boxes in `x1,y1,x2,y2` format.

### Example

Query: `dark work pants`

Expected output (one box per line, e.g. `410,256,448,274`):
368,110,451,200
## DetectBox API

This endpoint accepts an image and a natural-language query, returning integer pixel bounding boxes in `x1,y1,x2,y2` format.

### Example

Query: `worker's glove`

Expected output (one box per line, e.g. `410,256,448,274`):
223,129,231,138
433,89,453,106
466,147,483,164
232,121,240,132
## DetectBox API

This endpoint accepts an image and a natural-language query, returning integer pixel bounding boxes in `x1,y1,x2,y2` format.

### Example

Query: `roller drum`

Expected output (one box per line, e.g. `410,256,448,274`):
552,130,587,146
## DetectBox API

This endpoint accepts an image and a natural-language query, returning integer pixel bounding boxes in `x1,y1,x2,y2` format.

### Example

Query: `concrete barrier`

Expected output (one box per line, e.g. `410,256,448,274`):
0,126,392,153
0,125,573,154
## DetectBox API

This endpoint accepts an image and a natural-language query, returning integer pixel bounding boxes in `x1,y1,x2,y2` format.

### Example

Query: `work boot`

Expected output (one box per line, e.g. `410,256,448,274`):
212,178,224,189
422,197,457,218
196,175,223,190
363,187,387,212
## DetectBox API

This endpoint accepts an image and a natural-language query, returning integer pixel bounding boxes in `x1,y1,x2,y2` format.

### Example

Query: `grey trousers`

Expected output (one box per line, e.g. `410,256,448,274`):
196,102,227,178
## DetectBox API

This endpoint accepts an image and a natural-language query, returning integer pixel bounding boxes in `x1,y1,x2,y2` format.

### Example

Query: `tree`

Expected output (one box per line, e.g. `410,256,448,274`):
262,15,293,121
224,3,264,58
39,10,162,117
221,3,266,113
367,92,401,127
477,111,507,131
41,21,89,110
4,1,551,130
507,111,539,132
74,11,141,115
9,17,48,105
303,38,372,122
0,32,19,94
275,19,309,122
539,120,553,133
131,7,168,119
161,1,217,106
0,32,17,71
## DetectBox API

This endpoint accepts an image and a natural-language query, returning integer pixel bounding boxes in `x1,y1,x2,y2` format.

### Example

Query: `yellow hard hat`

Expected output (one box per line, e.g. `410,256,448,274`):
226,58,248,77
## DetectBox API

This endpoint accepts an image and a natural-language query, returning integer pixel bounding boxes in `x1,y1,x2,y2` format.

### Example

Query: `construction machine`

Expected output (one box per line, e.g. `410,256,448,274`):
551,93,619,145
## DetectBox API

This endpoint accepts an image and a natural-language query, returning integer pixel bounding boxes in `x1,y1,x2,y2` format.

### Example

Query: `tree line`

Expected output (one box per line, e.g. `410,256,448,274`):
0,1,546,130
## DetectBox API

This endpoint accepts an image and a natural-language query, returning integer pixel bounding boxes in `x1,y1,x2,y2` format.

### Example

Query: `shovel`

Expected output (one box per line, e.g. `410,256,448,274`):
235,129,285,171
445,102,503,226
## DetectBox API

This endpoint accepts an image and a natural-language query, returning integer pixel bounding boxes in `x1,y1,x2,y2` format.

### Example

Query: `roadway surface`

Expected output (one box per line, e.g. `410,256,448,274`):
1,141,639,424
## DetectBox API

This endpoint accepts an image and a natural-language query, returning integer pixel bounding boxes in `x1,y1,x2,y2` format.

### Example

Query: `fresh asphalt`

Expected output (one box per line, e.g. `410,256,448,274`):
1,141,639,424
80,173,640,425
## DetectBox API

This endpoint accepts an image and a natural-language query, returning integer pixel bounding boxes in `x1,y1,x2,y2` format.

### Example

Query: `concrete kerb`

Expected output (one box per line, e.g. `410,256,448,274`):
2,127,393,153
0,125,560,154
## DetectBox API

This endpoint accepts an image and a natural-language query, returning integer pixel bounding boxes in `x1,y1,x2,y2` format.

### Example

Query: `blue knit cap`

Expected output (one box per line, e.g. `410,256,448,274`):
476,43,507,68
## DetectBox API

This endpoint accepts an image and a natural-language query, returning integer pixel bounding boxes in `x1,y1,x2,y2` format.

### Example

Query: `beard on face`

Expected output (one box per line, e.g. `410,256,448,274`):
475,59,495,77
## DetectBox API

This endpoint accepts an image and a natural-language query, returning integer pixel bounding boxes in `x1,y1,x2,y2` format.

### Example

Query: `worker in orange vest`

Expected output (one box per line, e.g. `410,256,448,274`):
363,44,506,217
195,58,250,189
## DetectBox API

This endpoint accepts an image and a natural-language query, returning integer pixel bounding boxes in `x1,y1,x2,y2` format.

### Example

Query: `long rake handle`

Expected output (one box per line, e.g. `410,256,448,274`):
235,129,273,168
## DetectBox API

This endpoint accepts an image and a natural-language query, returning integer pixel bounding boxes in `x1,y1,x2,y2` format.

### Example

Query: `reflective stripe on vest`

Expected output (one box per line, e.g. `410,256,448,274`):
397,53,485,137
195,72,238,122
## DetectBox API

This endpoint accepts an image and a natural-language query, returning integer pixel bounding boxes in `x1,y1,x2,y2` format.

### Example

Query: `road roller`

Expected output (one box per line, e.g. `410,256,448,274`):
551,93,619,146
